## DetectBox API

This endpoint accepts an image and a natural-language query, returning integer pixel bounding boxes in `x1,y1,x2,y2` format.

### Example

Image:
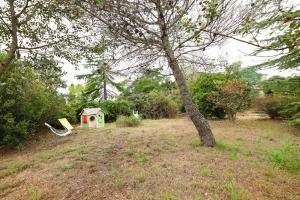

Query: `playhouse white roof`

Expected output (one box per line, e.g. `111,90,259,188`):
81,108,102,115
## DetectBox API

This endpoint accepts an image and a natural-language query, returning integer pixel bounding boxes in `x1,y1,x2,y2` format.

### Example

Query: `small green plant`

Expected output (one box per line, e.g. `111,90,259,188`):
189,138,201,148
125,148,150,164
104,145,115,154
225,182,251,200
111,168,125,189
7,162,32,174
75,144,89,161
264,167,275,177
198,167,212,176
163,192,180,200
116,115,141,127
269,143,300,172
225,182,238,200
61,164,74,172
216,140,239,160
0,180,22,191
28,186,42,200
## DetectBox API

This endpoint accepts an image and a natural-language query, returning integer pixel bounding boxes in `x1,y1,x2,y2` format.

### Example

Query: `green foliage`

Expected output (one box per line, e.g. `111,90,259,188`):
260,76,300,126
124,68,172,96
163,192,180,200
0,61,67,148
241,0,300,69
269,143,300,173
27,186,42,200
77,60,123,101
210,80,251,120
128,77,163,94
100,100,133,122
121,70,179,119
261,97,292,119
116,115,141,127
225,182,238,200
216,140,238,160
143,92,177,119
189,138,202,148
125,148,150,164
190,73,227,119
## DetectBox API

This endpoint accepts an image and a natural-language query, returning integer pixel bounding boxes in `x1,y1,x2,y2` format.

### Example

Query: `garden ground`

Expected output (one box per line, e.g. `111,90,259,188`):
0,116,299,200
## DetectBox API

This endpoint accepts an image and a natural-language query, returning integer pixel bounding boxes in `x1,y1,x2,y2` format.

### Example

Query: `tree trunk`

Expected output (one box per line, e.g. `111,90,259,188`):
157,23,215,146
165,49,216,147
103,73,107,100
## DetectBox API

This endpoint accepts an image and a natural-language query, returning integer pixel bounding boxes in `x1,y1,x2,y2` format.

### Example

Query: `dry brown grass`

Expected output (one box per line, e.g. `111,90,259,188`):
0,117,299,200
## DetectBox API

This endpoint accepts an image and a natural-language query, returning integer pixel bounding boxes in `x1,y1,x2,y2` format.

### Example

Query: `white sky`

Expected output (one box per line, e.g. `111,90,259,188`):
1,0,298,92
61,38,300,91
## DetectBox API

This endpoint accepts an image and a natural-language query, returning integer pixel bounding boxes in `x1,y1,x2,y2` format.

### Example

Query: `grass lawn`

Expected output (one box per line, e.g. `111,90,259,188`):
0,117,299,200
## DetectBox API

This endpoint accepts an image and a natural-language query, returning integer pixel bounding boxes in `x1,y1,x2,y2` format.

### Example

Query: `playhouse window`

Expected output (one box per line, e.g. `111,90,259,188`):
90,116,95,121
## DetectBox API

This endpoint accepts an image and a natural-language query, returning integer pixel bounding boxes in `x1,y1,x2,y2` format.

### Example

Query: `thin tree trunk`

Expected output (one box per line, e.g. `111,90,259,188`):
103,72,107,100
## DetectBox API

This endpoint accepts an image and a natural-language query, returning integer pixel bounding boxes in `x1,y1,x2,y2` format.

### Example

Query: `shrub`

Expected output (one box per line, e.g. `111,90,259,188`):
116,116,140,127
190,73,226,119
99,100,133,122
209,80,251,120
144,92,177,119
261,97,291,119
0,63,66,148
260,76,300,126
269,143,300,172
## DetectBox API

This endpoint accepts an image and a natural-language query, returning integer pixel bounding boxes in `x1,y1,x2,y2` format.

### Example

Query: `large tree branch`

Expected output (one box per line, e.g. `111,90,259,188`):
203,29,293,51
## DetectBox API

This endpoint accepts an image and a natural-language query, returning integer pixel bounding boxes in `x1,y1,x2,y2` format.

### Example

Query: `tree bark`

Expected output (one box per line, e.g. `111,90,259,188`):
156,2,216,147
164,44,216,147
103,72,107,100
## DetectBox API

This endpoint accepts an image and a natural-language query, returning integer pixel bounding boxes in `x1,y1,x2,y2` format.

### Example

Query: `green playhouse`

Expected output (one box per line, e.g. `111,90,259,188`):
80,108,105,129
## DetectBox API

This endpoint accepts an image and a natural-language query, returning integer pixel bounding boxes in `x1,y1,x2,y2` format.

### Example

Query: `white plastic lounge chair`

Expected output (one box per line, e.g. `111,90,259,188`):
45,118,74,137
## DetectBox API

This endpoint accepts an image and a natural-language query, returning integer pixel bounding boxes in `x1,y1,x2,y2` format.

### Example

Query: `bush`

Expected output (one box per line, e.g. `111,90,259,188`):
269,143,300,173
260,76,300,126
116,116,140,127
99,100,133,122
0,62,66,148
209,80,251,120
261,97,292,119
144,92,177,119
190,73,227,119
124,92,177,119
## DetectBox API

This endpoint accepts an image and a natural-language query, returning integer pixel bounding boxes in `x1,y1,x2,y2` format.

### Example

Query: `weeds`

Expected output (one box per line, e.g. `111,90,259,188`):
269,142,300,173
116,115,140,127
0,180,22,192
163,192,180,200
225,182,251,200
0,162,34,178
198,167,212,176
225,182,238,200
27,186,42,200
61,164,74,172
111,168,125,189
125,148,150,164
104,145,115,155
75,144,89,161
264,167,275,177
189,139,201,148
216,140,239,160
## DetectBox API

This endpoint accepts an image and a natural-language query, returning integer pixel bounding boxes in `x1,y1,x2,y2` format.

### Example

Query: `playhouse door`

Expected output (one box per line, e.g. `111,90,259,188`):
89,115,96,128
